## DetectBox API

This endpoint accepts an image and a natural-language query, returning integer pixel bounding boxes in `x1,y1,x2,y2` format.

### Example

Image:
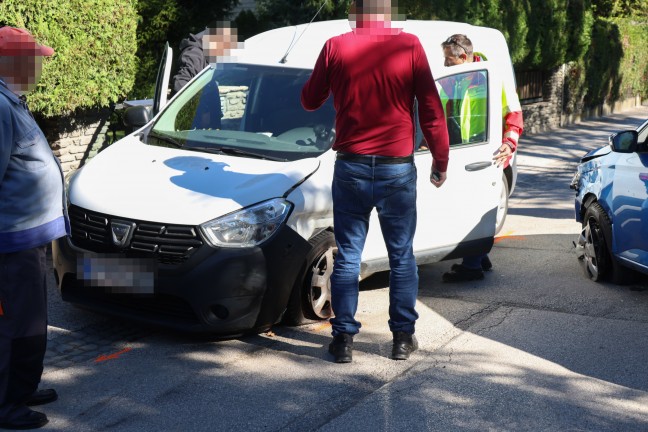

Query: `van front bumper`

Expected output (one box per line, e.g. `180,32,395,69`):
52,225,310,336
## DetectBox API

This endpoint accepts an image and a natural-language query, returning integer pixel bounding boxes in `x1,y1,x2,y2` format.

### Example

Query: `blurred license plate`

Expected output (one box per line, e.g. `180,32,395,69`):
77,255,156,294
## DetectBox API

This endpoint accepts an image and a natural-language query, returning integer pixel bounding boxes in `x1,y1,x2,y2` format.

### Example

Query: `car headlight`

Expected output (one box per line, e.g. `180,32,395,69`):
200,198,293,248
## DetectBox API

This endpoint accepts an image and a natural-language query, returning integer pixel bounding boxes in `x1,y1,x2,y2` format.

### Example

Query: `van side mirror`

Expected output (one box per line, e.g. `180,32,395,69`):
609,130,638,153
123,105,152,131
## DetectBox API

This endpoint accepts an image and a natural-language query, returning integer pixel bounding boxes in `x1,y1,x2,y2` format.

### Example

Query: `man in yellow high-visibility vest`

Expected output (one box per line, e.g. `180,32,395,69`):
439,34,524,282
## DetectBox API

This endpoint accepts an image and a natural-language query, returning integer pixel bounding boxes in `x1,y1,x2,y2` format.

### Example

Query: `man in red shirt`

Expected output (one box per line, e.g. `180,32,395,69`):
301,0,449,363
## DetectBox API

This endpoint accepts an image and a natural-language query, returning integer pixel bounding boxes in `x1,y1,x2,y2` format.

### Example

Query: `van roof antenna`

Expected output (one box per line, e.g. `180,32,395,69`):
279,1,327,64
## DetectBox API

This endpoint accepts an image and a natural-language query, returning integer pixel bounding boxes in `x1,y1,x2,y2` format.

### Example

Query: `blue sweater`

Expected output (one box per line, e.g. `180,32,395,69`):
0,81,69,253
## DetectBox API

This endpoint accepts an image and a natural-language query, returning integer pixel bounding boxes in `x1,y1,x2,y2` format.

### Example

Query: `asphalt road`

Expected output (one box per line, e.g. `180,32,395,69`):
39,106,648,431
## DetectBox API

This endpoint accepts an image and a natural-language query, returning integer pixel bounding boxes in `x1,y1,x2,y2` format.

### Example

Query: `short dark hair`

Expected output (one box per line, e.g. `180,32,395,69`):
441,34,473,57
354,0,392,14
205,20,235,35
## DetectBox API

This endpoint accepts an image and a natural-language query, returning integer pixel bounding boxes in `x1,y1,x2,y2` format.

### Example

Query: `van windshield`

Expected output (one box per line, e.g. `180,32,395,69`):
147,63,336,162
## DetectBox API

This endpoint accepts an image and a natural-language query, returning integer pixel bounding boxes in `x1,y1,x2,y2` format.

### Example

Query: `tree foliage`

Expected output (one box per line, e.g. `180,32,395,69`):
591,0,648,17
0,0,138,117
255,0,350,31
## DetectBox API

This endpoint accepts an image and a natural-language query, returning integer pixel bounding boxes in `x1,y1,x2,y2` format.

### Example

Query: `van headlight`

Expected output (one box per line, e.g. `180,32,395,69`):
200,198,293,248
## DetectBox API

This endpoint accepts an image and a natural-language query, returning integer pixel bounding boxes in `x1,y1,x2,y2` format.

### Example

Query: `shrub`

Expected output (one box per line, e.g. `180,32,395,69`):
0,0,138,117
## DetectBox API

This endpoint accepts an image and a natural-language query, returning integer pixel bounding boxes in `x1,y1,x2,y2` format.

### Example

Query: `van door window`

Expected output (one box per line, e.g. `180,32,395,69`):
416,70,489,151
439,70,489,146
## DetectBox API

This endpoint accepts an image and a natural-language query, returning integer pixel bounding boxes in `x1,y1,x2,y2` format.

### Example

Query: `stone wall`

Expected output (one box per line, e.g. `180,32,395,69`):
521,64,644,135
520,66,564,134
39,108,112,175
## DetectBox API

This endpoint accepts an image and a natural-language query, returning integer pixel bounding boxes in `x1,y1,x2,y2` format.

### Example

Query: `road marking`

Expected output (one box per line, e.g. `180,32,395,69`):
95,347,132,363
494,235,526,244
494,230,527,244
312,321,332,332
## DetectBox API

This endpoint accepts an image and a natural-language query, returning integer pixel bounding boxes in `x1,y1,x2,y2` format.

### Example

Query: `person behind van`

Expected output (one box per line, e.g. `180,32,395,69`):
439,33,524,283
171,20,239,95
172,22,239,130
301,0,450,363
0,26,68,430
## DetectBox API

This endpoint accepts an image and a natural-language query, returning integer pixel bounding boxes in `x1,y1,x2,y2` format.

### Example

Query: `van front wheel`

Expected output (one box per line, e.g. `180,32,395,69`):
284,231,336,325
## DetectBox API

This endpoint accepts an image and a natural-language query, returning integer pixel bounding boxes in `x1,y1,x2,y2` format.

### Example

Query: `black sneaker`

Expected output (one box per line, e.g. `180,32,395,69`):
451,256,493,272
328,333,353,363
391,331,418,360
0,409,48,430
25,389,58,407
442,264,484,283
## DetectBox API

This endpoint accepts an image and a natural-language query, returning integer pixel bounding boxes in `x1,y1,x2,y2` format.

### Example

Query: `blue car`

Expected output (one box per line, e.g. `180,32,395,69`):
572,118,648,283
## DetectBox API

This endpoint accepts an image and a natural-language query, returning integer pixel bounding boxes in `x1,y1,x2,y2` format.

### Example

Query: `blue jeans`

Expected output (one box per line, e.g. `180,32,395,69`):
330,158,419,336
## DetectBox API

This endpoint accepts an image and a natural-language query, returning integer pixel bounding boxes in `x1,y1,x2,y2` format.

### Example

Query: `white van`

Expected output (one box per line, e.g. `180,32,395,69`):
53,20,518,335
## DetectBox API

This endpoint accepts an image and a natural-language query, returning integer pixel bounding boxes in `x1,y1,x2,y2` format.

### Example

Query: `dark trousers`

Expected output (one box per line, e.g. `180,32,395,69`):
0,246,48,421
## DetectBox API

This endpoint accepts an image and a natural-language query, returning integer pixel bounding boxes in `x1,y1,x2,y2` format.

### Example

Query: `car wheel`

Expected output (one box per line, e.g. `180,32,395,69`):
577,203,609,281
577,202,638,284
495,173,509,235
284,230,336,325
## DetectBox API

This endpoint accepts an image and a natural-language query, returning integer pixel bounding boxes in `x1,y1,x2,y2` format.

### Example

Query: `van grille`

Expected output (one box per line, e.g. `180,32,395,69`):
68,205,203,264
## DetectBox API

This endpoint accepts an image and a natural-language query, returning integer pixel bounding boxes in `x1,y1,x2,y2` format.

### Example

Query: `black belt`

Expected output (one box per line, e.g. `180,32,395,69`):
336,152,414,165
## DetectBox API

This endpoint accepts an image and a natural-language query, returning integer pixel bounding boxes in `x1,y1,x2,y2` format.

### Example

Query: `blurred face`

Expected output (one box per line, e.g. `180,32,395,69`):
0,54,44,95
443,46,470,67
203,27,239,62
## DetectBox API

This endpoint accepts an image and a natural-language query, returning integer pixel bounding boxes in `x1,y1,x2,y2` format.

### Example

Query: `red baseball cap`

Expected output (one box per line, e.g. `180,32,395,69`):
0,26,54,57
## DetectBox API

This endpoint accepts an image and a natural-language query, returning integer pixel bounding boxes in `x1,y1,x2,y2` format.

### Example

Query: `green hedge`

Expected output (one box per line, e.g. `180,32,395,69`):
614,17,648,100
565,16,647,112
0,0,138,117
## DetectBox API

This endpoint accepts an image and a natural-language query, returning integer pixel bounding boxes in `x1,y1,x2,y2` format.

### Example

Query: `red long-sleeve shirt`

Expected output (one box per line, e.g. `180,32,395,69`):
301,26,449,172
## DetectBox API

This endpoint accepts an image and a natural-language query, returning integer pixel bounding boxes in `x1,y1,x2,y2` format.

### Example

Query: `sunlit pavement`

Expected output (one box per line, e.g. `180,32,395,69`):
41,106,648,431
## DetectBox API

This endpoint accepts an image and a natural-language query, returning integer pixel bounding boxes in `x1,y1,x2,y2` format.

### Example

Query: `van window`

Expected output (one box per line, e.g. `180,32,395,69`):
416,70,489,151
147,64,336,162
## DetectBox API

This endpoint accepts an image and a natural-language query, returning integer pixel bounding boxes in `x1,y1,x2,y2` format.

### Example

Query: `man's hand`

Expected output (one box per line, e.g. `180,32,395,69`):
430,168,447,188
493,143,513,167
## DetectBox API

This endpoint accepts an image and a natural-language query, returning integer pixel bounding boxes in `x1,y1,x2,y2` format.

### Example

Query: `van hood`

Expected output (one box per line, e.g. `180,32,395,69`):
68,138,320,226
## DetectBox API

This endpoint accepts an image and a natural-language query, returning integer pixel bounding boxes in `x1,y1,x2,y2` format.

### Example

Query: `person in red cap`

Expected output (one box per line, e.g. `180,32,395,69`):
0,26,68,430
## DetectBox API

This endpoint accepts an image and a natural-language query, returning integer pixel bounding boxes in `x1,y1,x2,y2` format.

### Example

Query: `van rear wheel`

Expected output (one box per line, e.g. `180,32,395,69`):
284,231,336,325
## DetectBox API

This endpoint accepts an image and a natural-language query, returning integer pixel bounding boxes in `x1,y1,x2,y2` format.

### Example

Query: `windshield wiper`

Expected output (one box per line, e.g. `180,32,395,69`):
188,145,287,162
147,130,183,148
220,146,287,161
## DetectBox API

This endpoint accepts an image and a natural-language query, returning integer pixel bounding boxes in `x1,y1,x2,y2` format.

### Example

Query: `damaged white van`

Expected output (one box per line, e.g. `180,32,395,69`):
53,19,519,335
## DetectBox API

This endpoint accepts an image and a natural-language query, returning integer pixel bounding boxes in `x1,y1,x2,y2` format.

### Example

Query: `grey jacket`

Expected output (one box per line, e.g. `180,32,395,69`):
0,80,69,253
